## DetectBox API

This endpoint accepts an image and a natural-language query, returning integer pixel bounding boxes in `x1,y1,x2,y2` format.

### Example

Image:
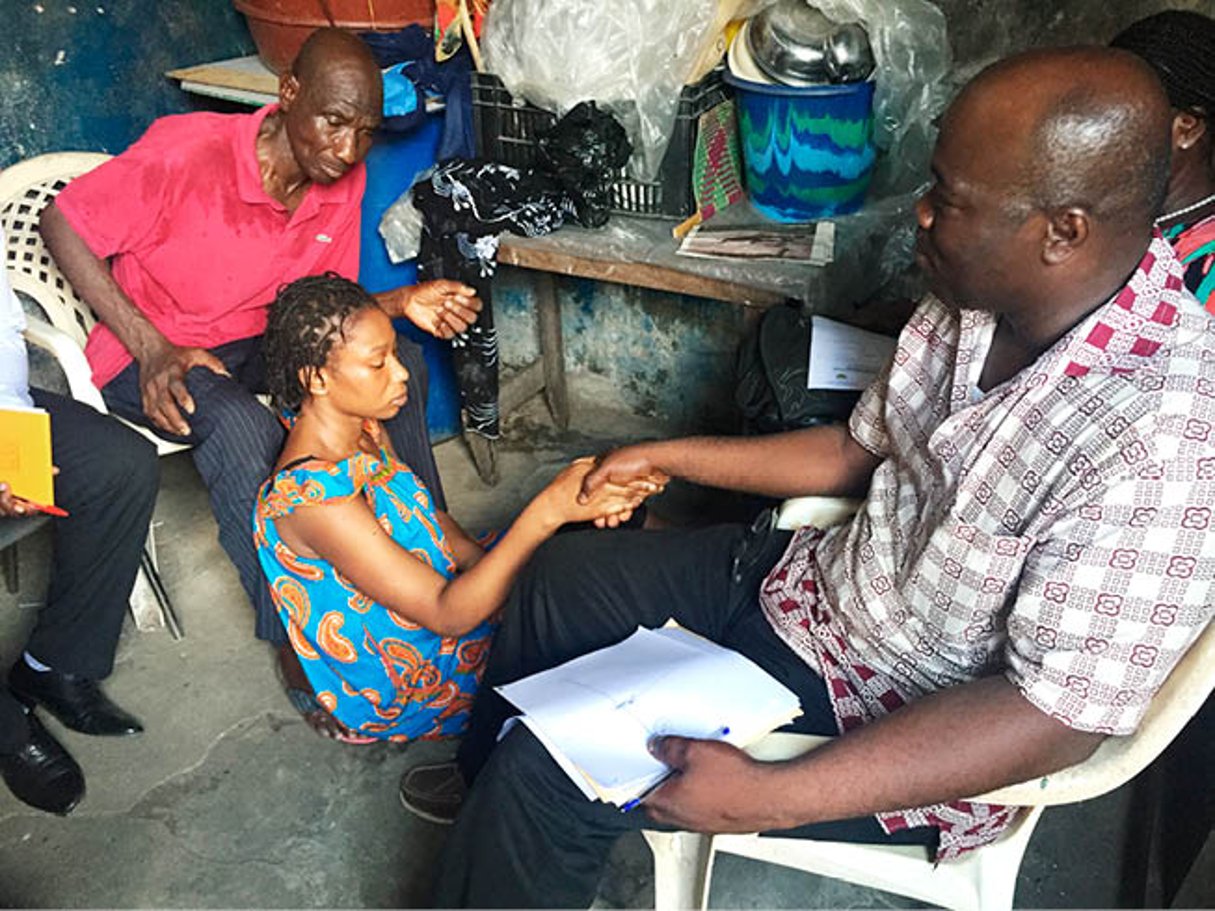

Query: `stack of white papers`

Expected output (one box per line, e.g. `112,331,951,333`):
496,624,803,806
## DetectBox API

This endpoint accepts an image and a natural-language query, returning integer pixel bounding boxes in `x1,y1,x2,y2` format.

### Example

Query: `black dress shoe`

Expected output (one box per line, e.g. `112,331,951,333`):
0,712,85,815
8,662,143,737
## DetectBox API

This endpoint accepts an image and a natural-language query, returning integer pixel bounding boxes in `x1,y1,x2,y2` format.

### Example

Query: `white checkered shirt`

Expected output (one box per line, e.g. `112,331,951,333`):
760,235,1215,857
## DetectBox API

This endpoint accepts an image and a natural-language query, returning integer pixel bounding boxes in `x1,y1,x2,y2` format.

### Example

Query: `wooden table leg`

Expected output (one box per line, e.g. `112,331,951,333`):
535,271,569,430
469,269,566,486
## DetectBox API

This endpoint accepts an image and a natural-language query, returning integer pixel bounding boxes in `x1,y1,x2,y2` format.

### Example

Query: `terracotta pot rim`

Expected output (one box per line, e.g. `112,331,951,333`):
232,0,422,28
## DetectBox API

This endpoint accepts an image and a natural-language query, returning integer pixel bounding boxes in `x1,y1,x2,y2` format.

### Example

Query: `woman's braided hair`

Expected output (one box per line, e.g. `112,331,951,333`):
263,272,378,412
1111,10,1215,117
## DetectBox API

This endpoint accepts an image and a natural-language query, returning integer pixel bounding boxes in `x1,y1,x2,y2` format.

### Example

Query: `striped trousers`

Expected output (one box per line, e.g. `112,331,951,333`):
102,333,443,643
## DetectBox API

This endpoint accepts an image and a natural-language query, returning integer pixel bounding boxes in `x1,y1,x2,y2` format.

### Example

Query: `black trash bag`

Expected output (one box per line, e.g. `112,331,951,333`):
536,101,632,228
736,303,864,434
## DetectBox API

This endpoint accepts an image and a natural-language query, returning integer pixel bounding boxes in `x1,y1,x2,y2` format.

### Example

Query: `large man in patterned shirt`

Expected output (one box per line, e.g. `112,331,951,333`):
417,47,1215,907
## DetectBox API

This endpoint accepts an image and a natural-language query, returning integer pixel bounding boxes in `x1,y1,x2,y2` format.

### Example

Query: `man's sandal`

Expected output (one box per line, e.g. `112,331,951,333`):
398,761,467,825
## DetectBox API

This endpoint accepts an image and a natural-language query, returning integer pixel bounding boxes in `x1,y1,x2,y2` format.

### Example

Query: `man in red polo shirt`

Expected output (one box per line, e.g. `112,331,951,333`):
39,29,479,722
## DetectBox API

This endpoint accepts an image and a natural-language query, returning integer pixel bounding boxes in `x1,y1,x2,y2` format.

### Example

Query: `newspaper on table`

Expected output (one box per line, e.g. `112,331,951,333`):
677,221,835,266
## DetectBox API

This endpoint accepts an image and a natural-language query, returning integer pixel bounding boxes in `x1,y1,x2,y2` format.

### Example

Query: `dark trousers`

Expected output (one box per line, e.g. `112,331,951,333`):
101,333,443,644
434,519,935,908
0,390,158,753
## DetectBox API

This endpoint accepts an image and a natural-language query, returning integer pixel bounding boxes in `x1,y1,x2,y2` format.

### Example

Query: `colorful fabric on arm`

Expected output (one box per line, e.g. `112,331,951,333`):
1163,213,1215,311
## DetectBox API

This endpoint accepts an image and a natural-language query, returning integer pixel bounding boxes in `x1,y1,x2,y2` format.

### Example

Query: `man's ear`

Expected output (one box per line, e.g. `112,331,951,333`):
279,71,300,111
1042,207,1089,265
1174,109,1208,152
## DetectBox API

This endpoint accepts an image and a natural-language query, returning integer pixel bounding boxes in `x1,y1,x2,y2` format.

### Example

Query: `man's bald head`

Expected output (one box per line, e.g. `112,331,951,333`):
948,47,1172,232
275,28,382,186
292,27,380,86
916,48,1174,318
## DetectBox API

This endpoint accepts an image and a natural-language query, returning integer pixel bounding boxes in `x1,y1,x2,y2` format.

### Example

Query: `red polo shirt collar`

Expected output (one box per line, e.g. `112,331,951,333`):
234,104,361,220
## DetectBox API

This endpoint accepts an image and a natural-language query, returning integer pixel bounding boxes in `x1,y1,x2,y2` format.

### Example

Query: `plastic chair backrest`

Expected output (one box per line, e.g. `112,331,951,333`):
0,152,112,346
770,495,1215,806
979,614,1215,806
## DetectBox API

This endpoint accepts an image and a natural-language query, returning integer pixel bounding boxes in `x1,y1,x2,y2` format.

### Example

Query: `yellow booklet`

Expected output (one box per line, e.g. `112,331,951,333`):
0,406,54,506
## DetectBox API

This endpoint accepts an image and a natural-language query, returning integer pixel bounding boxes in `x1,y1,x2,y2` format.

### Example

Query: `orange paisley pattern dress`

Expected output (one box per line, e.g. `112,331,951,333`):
253,442,495,742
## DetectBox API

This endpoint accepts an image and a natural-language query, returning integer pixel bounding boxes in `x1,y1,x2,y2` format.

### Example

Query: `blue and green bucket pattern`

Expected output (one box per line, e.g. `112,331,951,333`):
724,71,876,222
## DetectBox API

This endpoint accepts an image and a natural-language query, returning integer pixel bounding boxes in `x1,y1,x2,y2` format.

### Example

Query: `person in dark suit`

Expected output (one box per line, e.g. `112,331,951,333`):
1,237,156,814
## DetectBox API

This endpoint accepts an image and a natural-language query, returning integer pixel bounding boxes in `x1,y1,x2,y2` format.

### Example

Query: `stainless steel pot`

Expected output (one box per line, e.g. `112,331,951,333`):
825,22,875,83
745,0,875,86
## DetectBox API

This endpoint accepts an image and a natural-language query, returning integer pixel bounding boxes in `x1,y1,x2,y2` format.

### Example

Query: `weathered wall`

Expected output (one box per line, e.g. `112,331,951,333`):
5,0,1213,433
495,0,1215,434
936,0,1214,72
1,0,252,166
495,271,750,431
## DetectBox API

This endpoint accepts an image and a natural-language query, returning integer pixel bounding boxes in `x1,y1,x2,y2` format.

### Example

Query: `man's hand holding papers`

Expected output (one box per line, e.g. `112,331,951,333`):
640,734,796,832
494,625,803,812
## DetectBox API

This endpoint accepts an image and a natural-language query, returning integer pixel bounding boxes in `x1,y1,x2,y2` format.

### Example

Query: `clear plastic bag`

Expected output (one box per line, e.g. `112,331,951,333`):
806,0,950,298
379,185,426,265
481,0,721,182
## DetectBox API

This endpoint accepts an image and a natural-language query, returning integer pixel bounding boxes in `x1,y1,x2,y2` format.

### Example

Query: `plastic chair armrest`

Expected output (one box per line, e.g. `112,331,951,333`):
775,496,863,530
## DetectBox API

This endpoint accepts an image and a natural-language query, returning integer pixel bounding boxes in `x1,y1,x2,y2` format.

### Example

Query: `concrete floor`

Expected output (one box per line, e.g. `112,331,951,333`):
0,375,1210,908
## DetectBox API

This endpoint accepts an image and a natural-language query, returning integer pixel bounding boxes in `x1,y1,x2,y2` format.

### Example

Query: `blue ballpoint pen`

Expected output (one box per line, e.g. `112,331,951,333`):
621,726,730,813
620,770,675,813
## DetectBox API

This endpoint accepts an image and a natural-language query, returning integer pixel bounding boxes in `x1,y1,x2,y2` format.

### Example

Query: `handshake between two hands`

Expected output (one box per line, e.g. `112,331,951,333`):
538,448,670,531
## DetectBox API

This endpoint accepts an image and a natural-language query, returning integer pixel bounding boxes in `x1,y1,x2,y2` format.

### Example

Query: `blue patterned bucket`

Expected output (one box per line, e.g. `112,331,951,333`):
724,71,876,222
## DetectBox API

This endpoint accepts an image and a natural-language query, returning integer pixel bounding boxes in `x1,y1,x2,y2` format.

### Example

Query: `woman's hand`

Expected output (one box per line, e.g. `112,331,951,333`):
0,467,60,517
529,458,656,531
0,481,27,517
591,471,667,528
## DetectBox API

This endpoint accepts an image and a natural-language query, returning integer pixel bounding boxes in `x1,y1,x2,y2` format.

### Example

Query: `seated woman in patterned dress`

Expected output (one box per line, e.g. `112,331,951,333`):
254,274,655,743
1112,10,1215,310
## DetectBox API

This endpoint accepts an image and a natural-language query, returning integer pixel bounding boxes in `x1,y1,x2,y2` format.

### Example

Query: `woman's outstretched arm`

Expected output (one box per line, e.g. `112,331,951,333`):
277,460,648,636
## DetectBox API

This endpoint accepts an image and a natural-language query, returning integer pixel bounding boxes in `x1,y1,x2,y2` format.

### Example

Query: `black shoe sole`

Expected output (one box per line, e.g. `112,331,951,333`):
1,714,87,815
2,773,84,815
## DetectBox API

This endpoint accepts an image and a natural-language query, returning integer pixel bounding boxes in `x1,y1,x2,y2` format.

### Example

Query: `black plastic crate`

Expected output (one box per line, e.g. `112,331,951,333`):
471,71,730,219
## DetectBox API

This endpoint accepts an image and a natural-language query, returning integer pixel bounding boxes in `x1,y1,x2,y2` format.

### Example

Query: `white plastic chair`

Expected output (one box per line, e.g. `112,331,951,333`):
644,496,1215,911
1,152,182,637
0,152,190,457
